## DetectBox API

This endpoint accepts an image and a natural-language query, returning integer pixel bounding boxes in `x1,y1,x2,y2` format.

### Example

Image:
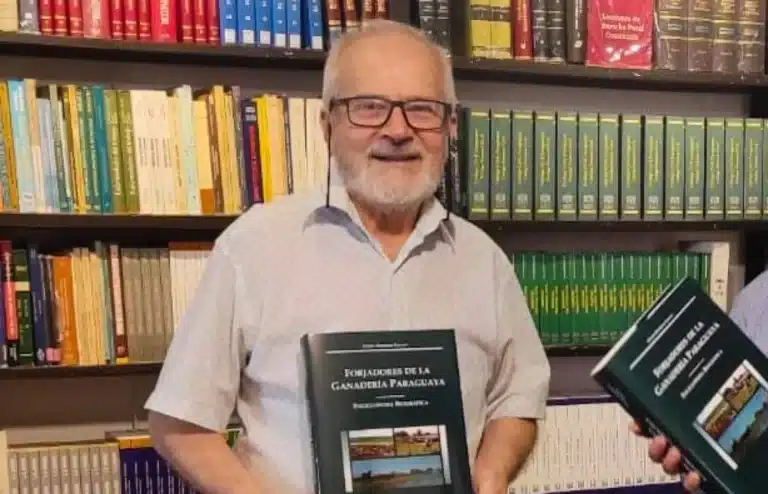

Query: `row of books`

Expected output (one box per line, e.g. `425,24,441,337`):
463,0,764,74
0,80,330,215
449,107,768,222
0,0,360,50
0,240,211,368
511,246,725,348
0,427,242,494
0,399,682,494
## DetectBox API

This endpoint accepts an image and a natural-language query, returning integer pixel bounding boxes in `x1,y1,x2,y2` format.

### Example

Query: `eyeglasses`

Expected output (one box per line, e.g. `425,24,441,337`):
330,96,452,130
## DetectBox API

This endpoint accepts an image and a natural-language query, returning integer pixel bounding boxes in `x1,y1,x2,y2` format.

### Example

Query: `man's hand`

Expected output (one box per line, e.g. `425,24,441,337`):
629,420,701,492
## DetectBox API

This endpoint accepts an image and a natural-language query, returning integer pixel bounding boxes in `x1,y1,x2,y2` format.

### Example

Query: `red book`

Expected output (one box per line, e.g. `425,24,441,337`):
53,0,68,34
178,0,193,42
39,0,54,34
585,0,653,69
206,0,218,43
513,0,532,59
123,0,138,38
137,0,150,39
150,0,177,42
192,0,207,43
110,0,123,38
82,0,109,37
67,0,84,35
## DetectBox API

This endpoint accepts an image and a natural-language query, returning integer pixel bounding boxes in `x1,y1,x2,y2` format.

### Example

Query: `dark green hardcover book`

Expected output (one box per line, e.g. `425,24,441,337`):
664,116,685,219
556,111,577,220
301,329,473,494
592,277,768,494
744,118,763,219
466,108,490,220
643,115,665,220
577,112,598,220
763,118,768,219
705,118,725,220
684,117,705,220
621,114,642,220
725,118,744,218
534,111,556,220
512,111,534,220
490,110,511,220
598,113,619,220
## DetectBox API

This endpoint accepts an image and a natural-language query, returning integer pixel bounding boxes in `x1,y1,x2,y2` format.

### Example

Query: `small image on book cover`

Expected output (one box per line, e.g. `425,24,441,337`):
341,425,451,491
694,360,768,469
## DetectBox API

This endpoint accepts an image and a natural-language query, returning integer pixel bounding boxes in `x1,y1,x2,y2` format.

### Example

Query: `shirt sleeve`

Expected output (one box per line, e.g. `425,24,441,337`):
485,250,551,422
144,239,247,432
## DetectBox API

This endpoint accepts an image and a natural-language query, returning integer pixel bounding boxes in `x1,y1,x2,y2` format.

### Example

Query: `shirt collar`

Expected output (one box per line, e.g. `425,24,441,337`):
302,163,455,250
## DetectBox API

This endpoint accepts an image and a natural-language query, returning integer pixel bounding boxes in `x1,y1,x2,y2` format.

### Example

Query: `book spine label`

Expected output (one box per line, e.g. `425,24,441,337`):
664,116,685,219
744,118,763,218
512,110,533,220
620,114,641,219
705,118,725,219
556,111,577,220
725,118,744,217
513,0,532,59
467,109,490,220
684,116,705,219
577,112,597,219
534,111,555,220
490,110,511,220
598,113,618,220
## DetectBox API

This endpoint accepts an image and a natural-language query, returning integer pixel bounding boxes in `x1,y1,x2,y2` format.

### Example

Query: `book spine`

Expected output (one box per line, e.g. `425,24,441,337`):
655,0,686,70
490,109,511,220
255,0,270,46
743,118,762,218
598,113,618,220
490,0,512,58
513,0,532,59
512,110,533,220
466,108,490,220
531,0,547,60
39,0,53,33
237,0,255,44
418,0,437,43
206,0,219,42
556,111,577,220
271,0,286,46
684,117,705,220
577,112,597,220
711,0,737,72
178,0,194,42
565,0,585,63
302,0,322,49
546,0,564,62
705,117,725,220
620,114,641,220
664,116,685,219
687,0,712,71
137,0,150,39
736,0,765,73
434,0,451,54
123,0,137,38
219,0,236,43
725,117,744,218
285,0,300,48
192,0,206,42
534,110,555,220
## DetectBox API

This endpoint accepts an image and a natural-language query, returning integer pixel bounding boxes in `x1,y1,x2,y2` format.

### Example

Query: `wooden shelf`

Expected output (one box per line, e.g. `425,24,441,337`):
545,346,610,357
0,212,238,230
1,32,766,92
0,362,161,379
0,213,766,236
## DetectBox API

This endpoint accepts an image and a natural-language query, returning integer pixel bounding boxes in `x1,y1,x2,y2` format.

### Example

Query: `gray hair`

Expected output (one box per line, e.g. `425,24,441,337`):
321,20,458,109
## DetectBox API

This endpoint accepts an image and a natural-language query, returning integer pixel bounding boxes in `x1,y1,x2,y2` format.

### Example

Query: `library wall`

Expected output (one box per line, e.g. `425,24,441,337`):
0,59,752,449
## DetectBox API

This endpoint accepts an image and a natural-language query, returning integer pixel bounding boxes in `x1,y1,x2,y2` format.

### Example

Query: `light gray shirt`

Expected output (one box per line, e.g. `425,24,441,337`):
144,181,551,493
729,269,768,353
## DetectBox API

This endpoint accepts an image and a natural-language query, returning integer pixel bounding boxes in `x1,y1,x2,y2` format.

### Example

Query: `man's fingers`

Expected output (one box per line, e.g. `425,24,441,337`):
682,472,701,491
648,436,669,462
661,446,682,474
629,421,641,435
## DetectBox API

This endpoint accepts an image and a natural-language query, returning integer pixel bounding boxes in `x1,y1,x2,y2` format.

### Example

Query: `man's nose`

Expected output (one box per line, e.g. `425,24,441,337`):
381,106,413,141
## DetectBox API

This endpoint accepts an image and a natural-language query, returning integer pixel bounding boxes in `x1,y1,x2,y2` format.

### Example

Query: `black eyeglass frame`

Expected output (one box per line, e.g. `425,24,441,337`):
328,95,455,131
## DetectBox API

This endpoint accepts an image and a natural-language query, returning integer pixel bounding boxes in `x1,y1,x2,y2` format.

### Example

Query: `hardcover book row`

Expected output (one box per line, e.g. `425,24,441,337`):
464,0,765,74
0,240,211,369
448,107,768,223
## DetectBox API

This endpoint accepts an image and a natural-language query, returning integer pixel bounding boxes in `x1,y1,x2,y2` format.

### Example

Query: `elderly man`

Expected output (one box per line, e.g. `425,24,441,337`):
143,19,550,494
633,270,768,492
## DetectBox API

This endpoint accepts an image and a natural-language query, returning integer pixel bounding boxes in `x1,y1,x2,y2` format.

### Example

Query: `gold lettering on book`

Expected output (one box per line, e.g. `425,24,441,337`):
599,13,645,42
653,320,719,397
330,366,446,392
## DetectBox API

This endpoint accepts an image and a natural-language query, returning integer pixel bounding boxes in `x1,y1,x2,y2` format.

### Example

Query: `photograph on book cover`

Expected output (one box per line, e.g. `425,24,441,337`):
340,425,452,491
693,360,768,469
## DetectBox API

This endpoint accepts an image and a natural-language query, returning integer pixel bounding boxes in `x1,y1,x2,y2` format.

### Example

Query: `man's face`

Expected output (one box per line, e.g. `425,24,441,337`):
323,35,455,214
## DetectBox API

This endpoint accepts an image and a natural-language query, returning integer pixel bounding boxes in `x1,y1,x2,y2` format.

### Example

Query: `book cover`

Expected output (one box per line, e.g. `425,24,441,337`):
591,276,768,494
585,0,653,69
301,329,472,493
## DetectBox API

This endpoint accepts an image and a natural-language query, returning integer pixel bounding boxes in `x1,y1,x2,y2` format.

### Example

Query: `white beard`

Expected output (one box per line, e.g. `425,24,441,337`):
334,156,441,214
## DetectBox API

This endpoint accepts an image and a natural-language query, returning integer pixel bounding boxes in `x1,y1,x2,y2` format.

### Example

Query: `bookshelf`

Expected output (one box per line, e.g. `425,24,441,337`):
0,0,764,492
